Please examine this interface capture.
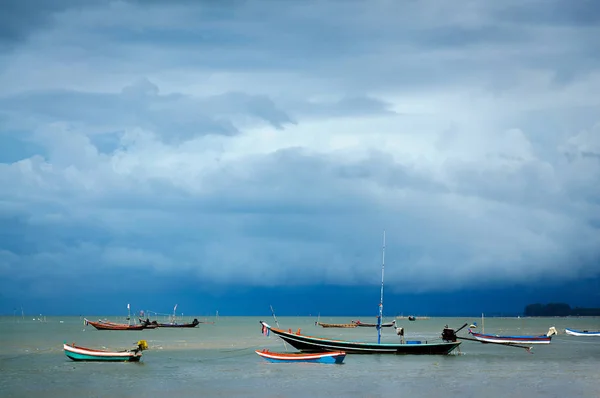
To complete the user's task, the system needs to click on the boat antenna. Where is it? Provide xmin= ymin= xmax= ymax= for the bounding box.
xmin=270 ymin=304 xmax=289 ymax=351
xmin=269 ymin=304 xmax=281 ymax=328
xmin=377 ymin=230 xmax=386 ymax=344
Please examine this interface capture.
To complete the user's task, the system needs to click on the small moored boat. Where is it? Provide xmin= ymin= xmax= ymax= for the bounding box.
xmin=565 ymin=328 xmax=600 ymax=337
xmin=85 ymin=319 xmax=147 ymax=331
xmin=467 ymin=327 xmax=557 ymax=345
xmin=352 ymin=319 xmax=396 ymax=328
xmin=64 ymin=340 xmax=148 ymax=362
xmin=255 ymin=349 xmax=346 ymax=364
xmin=316 ymin=322 xmax=357 ymax=328
xmin=140 ymin=318 xmax=201 ymax=328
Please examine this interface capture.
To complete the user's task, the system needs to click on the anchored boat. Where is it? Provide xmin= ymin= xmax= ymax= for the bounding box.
xmin=258 ymin=231 xmax=461 ymax=356
xmin=316 ymin=322 xmax=357 ymax=328
xmin=467 ymin=327 xmax=557 ymax=345
xmin=351 ymin=320 xmax=396 ymax=328
xmin=255 ymin=349 xmax=346 ymax=364
xmin=565 ymin=328 xmax=600 ymax=337
xmin=84 ymin=319 xmax=147 ymax=331
xmin=64 ymin=340 xmax=148 ymax=362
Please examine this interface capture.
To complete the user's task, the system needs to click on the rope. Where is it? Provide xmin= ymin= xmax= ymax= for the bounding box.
xmin=193 ymin=343 xmax=265 ymax=363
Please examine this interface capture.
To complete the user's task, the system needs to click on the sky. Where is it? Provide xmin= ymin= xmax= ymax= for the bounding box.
xmin=1 ymin=0 xmax=599 ymax=317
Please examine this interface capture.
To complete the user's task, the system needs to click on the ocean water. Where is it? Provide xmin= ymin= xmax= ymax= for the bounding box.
xmin=1 ymin=315 xmax=599 ymax=397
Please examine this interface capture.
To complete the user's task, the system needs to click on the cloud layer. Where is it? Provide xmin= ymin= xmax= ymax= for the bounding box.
xmin=1 ymin=0 xmax=599 ymax=307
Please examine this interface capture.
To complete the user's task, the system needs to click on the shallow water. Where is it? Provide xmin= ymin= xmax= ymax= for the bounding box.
xmin=1 ymin=316 xmax=599 ymax=397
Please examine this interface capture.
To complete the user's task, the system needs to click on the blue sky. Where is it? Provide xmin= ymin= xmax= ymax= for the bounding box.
xmin=1 ymin=0 xmax=599 ymax=316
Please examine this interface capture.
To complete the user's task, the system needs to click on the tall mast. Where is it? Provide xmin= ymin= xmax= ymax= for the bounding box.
xmin=377 ymin=230 xmax=386 ymax=344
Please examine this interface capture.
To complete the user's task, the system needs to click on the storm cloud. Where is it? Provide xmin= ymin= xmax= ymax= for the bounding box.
xmin=0 ymin=0 xmax=599 ymax=312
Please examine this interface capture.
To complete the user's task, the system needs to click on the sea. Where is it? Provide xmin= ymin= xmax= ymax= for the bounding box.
xmin=1 ymin=315 xmax=599 ymax=397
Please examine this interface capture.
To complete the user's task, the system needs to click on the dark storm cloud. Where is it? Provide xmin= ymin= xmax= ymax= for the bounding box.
xmin=0 ymin=0 xmax=599 ymax=313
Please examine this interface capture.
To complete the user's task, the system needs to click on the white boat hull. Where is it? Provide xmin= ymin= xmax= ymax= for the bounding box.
xmin=565 ymin=328 xmax=600 ymax=337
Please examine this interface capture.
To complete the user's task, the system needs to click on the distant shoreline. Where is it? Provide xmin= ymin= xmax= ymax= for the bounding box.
xmin=524 ymin=303 xmax=600 ymax=317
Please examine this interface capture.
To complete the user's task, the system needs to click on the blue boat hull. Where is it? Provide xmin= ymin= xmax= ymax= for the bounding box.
xmin=65 ymin=351 xmax=141 ymax=362
xmin=255 ymin=349 xmax=346 ymax=364
xmin=260 ymin=356 xmax=344 ymax=364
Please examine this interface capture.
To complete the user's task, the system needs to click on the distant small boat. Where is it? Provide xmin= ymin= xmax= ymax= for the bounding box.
xmin=316 ymin=322 xmax=357 ymax=328
xmin=408 ymin=316 xmax=416 ymax=322
xmin=140 ymin=318 xmax=200 ymax=328
xmin=255 ymin=349 xmax=346 ymax=364
xmin=468 ymin=327 xmax=557 ymax=345
xmin=64 ymin=340 xmax=148 ymax=362
xmin=352 ymin=320 xmax=396 ymax=328
xmin=85 ymin=319 xmax=146 ymax=331
xmin=565 ymin=328 xmax=600 ymax=337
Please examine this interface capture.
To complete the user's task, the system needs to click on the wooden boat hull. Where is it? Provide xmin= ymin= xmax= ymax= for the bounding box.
xmin=565 ymin=328 xmax=600 ymax=336
xmin=317 ymin=322 xmax=357 ymax=328
xmin=468 ymin=329 xmax=552 ymax=344
xmin=352 ymin=320 xmax=396 ymax=328
xmin=261 ymin=322 xmax=460 ymax=355
xmin=64 ymin=344 xmax=142 ymax=362
xmin=85 ymin=319 xmax=146 ymax=331
xmin=140 ymin=318 xmax=200 ymax=328
xmin=255 ymin=350 xmax=346 ymax=364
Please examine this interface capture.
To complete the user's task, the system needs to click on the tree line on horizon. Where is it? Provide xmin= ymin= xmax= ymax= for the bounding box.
xmin=524 ymin=303 xmax=600 ymax=317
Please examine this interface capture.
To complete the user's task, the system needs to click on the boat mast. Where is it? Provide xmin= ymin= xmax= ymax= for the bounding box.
xmin=377 ymin=230 xmax=386 ymax=344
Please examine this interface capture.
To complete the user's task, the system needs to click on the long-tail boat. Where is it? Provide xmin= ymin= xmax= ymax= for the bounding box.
xmin=351 ymin=320 xmax=396 ymax=328
xmin=316 ymin=322 xmax=357 ymax=328
xmin=255 ymin=349 xmax=346 ymax=364
xmin=467 ymin=327 xmax=557 ymax=345
xmin=565 ymin=328 xmax=600 ymax=337
xmin=260 ymin=232 xmax=461 ymax=355
xmin=140 ymin=318 xmax=201 ymax=328
xmin=84 ymin=319 xmax=147 ymax=331
xmin=63 ymin=340 xmax=148 ymax=362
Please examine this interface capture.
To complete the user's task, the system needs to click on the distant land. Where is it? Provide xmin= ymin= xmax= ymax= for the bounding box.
xmin=524 ymin=303 xmax=600 ymax=317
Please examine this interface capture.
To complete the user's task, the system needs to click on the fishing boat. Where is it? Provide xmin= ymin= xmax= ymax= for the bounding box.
xmin=140 ymin=318 xmax=201 ymax=328
xmin=155 ymin=319 xmax=201 ymax=328
xmin=85 ymin=303 xmax=150 ymax=330
xmin=565 ymin=328 xmax=600 ymax=336
xmin=255 ymin=349 xmax=346 ymax=364
xmin=316 ymin=322 xmax=357 ymax=328
xmin=84 ymin=319 xmax=147 ymax=331
xmin=141 ymin=304 xmax=207 ymax=328
xmin=259 ymin=232 xmax=461 ymax=355
xmin=63 ymin=340 xmax=148 ymax=362
xmin=467 ymin=327 xmax=557 ymax=345
xmin=352 ymin=319 xmax=396 ymax=328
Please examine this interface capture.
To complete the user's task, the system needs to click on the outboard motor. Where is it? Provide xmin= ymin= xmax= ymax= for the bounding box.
xmin=441 ymin=325 xmax=457 ymax=342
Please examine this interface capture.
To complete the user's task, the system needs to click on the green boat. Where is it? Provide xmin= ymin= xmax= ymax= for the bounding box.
xmin=63 ymin=340 xmax=148 ymax=362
